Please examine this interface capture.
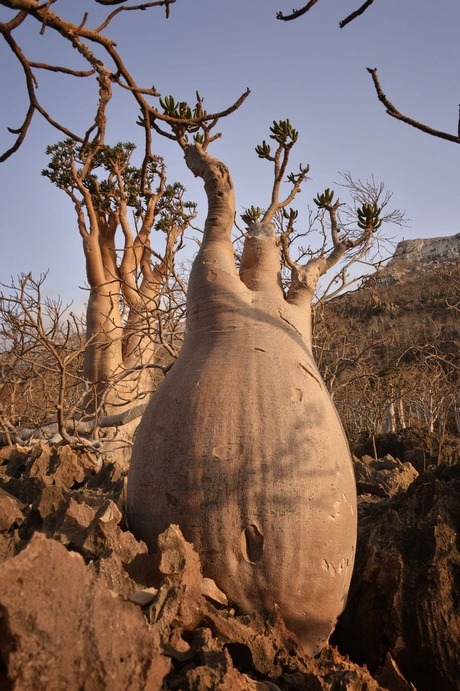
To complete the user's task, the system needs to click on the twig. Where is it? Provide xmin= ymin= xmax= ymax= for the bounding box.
xmin=340 ymin=0 xmax=375 ymax=29
xmin=276 ymin=0 xmax=320 ymax=22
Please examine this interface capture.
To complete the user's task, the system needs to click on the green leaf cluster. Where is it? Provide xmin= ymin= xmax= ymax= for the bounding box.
xmin=255 ymin=140 xmax=272 ymax=159
xmin=269 ymin=119 xmax=298 ymax=145
xmin=357 ymin=202 xmax=382 ymax=231
xmin=241 ymin=206 xmax=264 ymax=225
xmin=282 ymin=208 xmax=298 ymax=221
xmin=42 ymin=140 xmax=164 ymax=214
xmin=159 ymin=91 xmax=207 ymax=142
xmin=313 ymin=188 xmax=335 ymax=208
xmin=154 ymin=182 xmax=196 ymax=232
xmin=255 ymin=119 xmax=300 ymax=158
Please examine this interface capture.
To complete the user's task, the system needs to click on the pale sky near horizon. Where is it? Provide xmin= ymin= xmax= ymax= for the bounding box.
xmin=1 ymin=0 xmax=459 ymax=306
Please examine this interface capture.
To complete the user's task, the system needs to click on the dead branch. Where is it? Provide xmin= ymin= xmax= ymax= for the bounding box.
xmin=276 ymin=0 xmax=375 ymax=25
xmin=339 ymin=0 xmax=376 ymax=28
xmin=367 ymin=68 xmax=460 ymax=144
xmin=276 ymin=0 xmax=320 ymax=22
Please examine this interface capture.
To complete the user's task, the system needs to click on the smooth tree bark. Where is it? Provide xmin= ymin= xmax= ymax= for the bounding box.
xmin=127 ymin=120 xmax=381 ymax=653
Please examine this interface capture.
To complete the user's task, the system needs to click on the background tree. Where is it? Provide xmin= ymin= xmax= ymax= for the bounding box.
xmin=0 ymin=273 xmax=86 ymax=444
xmin=0 ymin=0 xmax=247 ymax=428
xmin=42 ymin=139 xmax=194 ymax=414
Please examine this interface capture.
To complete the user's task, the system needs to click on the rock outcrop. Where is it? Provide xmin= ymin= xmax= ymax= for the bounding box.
xmin=353 ymin=454 xmax=418 ymax=498
xmin=334 ymin=462 xmax=460 ymax=691
xmin=375 ymin=233 xmax=460 ymax=286
xmin=1 ymin=442 xmax=459 ymax=689
xmin=0 ymin=533 xmax=168 ymax=691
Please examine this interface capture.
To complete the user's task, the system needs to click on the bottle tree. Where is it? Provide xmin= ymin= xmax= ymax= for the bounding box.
xmin=128 ymin=103 xmax=383 ymax=654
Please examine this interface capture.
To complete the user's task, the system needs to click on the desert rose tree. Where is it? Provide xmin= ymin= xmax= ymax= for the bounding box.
xmin=128 ymin=111 xmax=384 ymax=654
xmin=43 ymin=140 xmax=195 ymax=415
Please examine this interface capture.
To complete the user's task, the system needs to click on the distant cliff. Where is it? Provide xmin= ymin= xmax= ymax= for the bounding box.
xmin=323 ymin=229 xmax=460 ymax=373
xmin=376 ymin=233 xmax=460 ymax=285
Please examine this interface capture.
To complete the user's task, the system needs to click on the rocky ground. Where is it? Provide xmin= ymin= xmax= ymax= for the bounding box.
xmin=0 ymin=441 xmax=459 ymax=690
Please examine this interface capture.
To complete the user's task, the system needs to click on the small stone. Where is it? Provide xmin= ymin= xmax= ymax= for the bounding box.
xmin=97 ymin=499 xmax=122 ymax=524
xmin=129 ymin=587 xmax=158 ymax=606
xmin=201 ymin=576 xmax=228 ymax=606
xmin=0 ymin=487 xmax=25 ymax=532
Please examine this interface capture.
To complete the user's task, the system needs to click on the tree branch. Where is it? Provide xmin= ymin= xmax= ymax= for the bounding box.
xmin=95 ymin=0 xmax=176 ymax=32
xmin=276 ymin=0 xmax=320 ymax=22
xmin=340 ymin=0 xmax=376 ymax=29
xmin=368 ymin=67 xmax=460 ymax=144
xmin=276 ymin=0 xmax=376 ymax=26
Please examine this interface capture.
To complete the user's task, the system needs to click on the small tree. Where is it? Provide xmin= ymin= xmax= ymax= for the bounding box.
xmin=0 ymin=273 xmax=86 ymax=443
xmin=42 ymin=140 xmax=195 ymax=413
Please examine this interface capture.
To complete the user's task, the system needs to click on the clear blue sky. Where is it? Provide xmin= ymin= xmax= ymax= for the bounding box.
xmin=1 ymin=0 xmax=459 ymax=305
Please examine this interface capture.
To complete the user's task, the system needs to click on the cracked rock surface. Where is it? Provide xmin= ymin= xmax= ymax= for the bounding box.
xmin=1 ymin=443 xmax=458 ymax=689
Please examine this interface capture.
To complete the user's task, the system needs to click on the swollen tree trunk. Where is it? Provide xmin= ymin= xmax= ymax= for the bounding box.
xmin=127 ymin=145 xmax=357 ymax=655
xmin=43 ymin=141 xmax=189 ymax=418
xmin=83 ymin=284 xmax=123 ymax=392
xmin=81 ymin=212 xmax=125 ymax=408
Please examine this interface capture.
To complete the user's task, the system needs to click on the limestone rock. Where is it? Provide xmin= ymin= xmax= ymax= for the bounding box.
xmin=0 ymin=532 xmax=170 ymax=690
xmin=83 ymin=499 xmax=157 ymax=597
xmin=353 ymin=454 xmax=418 ymax=497
xmin=335 ymin=463 xmax=460 ymax=691
xmin=0 ymin=487 xmax=25 ymax=532
xmin=375 ymin=233 xmax=460 ymax=287
xmin=27 ymin=442 xmax=98 ymax=488
xmin=147 ymin=524 xmax=205 ymax=640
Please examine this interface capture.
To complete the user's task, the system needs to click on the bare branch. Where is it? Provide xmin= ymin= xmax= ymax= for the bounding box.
xmin=367 ymin=67 xmax=460 ymax=144
xmin=95 ymin=0 xmax=176 ymax=32
xmin=340 ymin=0 xmax=376 ymax=29
xmin=276 ymin=0 xmax=320 ymax=22
xmin=276 ymin=0 xmax=375 ymax=25
xmin=0 ymin=104 xmax=34 ymax=162
xmin=29 ymin=61 xmax=94 ymax=77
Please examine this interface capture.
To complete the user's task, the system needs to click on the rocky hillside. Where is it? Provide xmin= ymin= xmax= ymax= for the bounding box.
xmin=325 ymin=232 xmax=460 ymax=356
xmin=316 ymin=233 xmax=460 ymax=460
xmin=375 ymin=233 xmax=460 ymax=286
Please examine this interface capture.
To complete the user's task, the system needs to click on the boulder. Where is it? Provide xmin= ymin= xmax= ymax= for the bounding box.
xmin=27 ymin=442 xmax=99 ymax=488
xmin=334 ymin=463 xmax=460 ymax=691
xmin=0 ymin=532 xmax=170 ymax=690
xmin=353 ymin=454 xmax=418 ymax=497
xmin=0 ymin=487 xmax=25 ymax=532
